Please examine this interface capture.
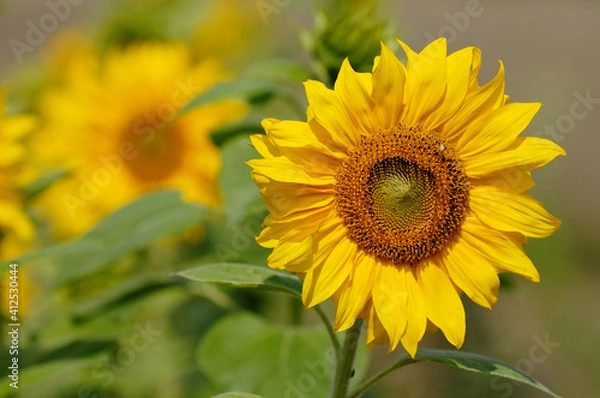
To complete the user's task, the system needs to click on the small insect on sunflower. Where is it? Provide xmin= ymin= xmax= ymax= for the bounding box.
xmin=248 ymin=38 xmax=565 ymax=357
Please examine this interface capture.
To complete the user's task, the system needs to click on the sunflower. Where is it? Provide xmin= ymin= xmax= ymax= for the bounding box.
xmin=32 ymin=42 xmax=245 ymax=238
xmin=0 ymin=92 xmax=35 ymax=259
xmin=248 ymin=38 xmax=565 ymax=356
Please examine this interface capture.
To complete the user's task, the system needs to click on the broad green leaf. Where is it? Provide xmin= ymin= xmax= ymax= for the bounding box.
xmin=179 ymin=263 xmax=301 ymax=298
xmin=242 ymin=59 xmax=313 ymax=83
xmin=0 ymin=357 xmax=98 ymax=397
xmin=179 ymin=80 xmax=282 ymax=116
xmin=349 ymin=347 xmax=561 ymax=398
xmin=1 ymin=190 xmax=207 ymax=284
xmin=198 ymin=312 xmax=369 ymax=398
xmin=213 ymin=393 xmax=263 ymax=398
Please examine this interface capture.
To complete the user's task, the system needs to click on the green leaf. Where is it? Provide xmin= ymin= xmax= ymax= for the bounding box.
xmin=20 ymin=169 xmax=68 ymax=199
xmin=179 ymin=80 xmax=282 ymax=116
xmin=197 ymin=312 xmax=369 ymax=398
xmin=349 ymin=347 xmax=561 ymax=398
xmin=178 ymin=263 xmax=302 ymax=298
xmin=242 ymin=59 xmax=313 ymax=83
xmin=219 ymin=136 xmax=262 ymax=226
xmin=0 ymin=357 xmax=98 ymax=397
xmin=1 ymin=190 xmax=207 ymax=284
xmin=213 ymin=393 xmax=263 ymax=398
xmin=210 ymin=113 xmax=265 ymax=146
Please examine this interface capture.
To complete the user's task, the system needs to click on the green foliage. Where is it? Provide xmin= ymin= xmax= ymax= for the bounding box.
xmin=20 ymin=169 xmax=68 ymax=200
xmin=179 ymin=263 xmax=302 ymax=297
xmin=241 ymin=59 xmax=313 ymax=84
xmin=197 ymin=312 xmax=369 ymax=398
xmin=301 ymin=1 xmax=392 ymax=84
xmin=349 ymin=347 xmax=562 ymax=398
xmin=1 ymin=190 xmax=207 ymax=284
xmin=179 ymin=80 xmax=283 ymax=116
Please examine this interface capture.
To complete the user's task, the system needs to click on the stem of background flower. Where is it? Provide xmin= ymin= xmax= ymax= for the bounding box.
xmin=346 ymin=353 xmax=416 ymax=398
xmin=331 ymin=319 xmax=363 ymax=398
xmin=314 ymin=305 xmax=341 ymax=355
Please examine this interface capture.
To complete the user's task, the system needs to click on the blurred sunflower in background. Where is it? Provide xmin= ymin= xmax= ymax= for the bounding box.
xmin=0 ymin=91 xmax=37 ymax=318
xmin=249 ymin=38 xmax=565 ymax=356
xmin=31 ymin=42 xmax=246 ymax=239
xmin=0 ymin=92 xmax=35 ymax=259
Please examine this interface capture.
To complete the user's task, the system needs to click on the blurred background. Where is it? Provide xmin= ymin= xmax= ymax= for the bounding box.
xmin=0 ymin=0 xmax=598 ymax=397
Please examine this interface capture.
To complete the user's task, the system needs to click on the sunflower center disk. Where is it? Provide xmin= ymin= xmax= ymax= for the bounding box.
xmin=334 ymin=124 xmax=469 ymax=266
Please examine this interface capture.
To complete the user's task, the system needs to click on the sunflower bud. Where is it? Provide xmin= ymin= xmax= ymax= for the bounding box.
xmin=301 ymin=0 xmax=392 ymax=84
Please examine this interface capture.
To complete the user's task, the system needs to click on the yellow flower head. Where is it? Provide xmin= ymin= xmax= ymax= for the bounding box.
xmin=249 ymin=38 xmax=565 ymax=357
xmin=0 ymin=93 xmax=35 ymax=259
xmin=33 ymin=42 xmax=245 ymax=239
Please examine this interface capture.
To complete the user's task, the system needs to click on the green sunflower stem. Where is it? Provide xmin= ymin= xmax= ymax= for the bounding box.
xmin=347 ymin=354 xmax=415 ymax=398
xmin=331 ymin=319 xmax=363 ymax=398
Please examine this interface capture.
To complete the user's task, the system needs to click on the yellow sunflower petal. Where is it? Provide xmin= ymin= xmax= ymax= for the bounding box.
xmin=257 ymin=206 xmax=333 ymax=248
xmin=461 ymin=214 xmax=540 ymax=282
xmin=465 ymin=136 xmax=566 ymax=178
xmin=418 ymin=261 xmax=466 ymax=349
xmin=304 ymin=80 xmax=360 ymax=147
xmin=333 ymin=251 xmax=377 ymax=332
xmin=264 ymin=118 xmax=345 ymax=160
xmin=371 ymin=42 xmax=407 ymax=129
xmin=472 ymin=171 xmax=535 ymax=194
xmin=248 ymin=157 xmax=336 ymax=186
xmin=267 ymin=233 xmax=314 ymax=272
xmin=470 ymin=185 xmax=561 ymax=238
xmin=302 ymin=220 xmax=354 ymax=307
xmin=335 ymin=59 xmax=377 ymax=135
xmin=364 ymin=302 xmax=389 ymax=348
xmin=458 ymin=102 xmax=542 ymax=158
xmin=372 ymin=263 xmax=409 ymax=351
xmin=426 ymin=46 xmax=476 ymax=129
xmin=398 ymin=38 xmax=447 ymax=126
xmin=443 ymin=61 xmax=505 ymax=142
xmin=442 ymin=236 xmax=500 ymax=309
xmin=400 ymin=269 xmax=427 ymax=357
